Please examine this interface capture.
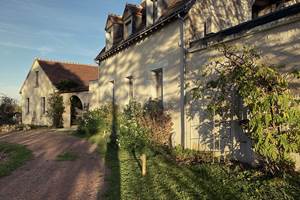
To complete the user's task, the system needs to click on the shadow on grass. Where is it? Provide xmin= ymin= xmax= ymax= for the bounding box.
xmin=102 ymin=98 xmax=121 ymax=200
xmin=102 ymin=140 xmax=120 ymax=200
xmin=74 ymin=101 xmax=300 ymax=200
xmin=104 ymin=144 xmax=300 ymax=200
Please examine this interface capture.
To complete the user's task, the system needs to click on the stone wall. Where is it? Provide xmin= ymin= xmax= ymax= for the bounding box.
xmin=20 ymin=60 xmax=56 ymax=127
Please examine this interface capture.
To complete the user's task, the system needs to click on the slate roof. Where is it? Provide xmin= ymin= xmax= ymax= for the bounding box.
xmin=123 ymin=3 xmax=143 ymax=17
xmin=106 ymin=14 xmax=123 ymax=31
xmin=38 ymin=60 xmax=98 ymax=92
xmin=107 ymin=15 xmax=123 ymax=24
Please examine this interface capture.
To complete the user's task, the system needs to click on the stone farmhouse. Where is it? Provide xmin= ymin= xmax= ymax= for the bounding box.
xmin=20 ymin=59 xmax=98 ymax=127
xmin=21 ymin=0 xmax=300 ymax=166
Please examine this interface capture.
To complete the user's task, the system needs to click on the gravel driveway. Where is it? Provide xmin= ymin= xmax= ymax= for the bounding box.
xmin=0 ymin=129 xmax=106 ymax=200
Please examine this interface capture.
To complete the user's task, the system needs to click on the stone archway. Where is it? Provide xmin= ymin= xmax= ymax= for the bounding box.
xmin=70 ymin=95 xmax=83 ymax=126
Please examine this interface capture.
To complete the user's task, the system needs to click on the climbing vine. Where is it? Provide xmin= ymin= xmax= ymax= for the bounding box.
xmin=189 ymin=45 xmax=300 ymax=174
xmin=47 ymin=93 xmax=65 ymax=128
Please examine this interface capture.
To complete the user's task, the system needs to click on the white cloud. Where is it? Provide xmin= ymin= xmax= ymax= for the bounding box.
xmin=0 ymin=41 xmax=37 ymax=51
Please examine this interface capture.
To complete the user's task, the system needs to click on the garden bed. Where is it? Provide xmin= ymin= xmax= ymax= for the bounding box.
xmin=0 ymin=124 xmax=31 ymax=133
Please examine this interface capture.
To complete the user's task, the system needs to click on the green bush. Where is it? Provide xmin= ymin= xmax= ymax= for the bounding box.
xmin=189 ymin=45 xmax=300 ymax=174
xmin=143 ymin=98 xmax=163 ymax=119
xmin=77 ymin=104 xmax=113 ymax=136
xmin=118 ymin=100 xmax=150 ymax=153
xmin=0 ymin=95 xmax=20 ymax=125
xmin=118 ymin=99 xmax=174 ymax=153
xmin=171 ymin=145 xmax=214 ymax=165
xmin=47 ymin=93 xmax=65 ymax=128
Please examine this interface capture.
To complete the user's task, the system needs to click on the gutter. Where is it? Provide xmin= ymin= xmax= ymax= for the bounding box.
xmin=178 ymin=14 xmax=187 ymax=149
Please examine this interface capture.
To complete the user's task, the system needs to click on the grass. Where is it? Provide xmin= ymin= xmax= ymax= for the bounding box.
xmin=56 ymin=151 xmax=78 ymax=161
xmin=75 ymin=132 xmax=300 ymax=200
xmin=0 ymin=142 xmax=32 ymax=177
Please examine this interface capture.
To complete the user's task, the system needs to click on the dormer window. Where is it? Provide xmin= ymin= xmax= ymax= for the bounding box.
xmin=106 ymin=27 xmax=113 ymax=50
xmin=146 ymin=0 xmax=164 ymax=26
xmin=252 ymin=0 xmax=292 ymax=19
xmin=124 ymin=18 xmax=133 ymax=39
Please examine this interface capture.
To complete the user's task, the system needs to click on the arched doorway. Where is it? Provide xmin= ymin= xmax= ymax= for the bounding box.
xmin=70 ymin=96 xmax=83 ymax=126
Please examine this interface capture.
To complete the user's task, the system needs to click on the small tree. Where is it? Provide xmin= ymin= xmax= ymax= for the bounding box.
xmin=0 ymin=95 xmax=19 ymax=125
xmin=118 ymin=99 xmax=174 ymax=176
xmin=189 ymin=45 xmax=300 ymax=174
xmin=118 ymin=100 xmax=150 ymax=176
xmin=118 ymin=100 xmax=149 ymax=154
xmin=47 ymin=93 xmax=65 ymax=128
xmin=77 ymin=104 xmax=114 ymax=136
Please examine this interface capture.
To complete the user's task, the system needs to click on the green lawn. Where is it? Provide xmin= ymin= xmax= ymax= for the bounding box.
xmin=0 ymin=142 xmax=32 ymax=177
xmin=76 ymin=132 xmax=300 ymax=200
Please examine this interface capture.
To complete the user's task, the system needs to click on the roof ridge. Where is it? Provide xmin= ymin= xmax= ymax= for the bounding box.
xmin=36 ymin=58 xmax=97 ymax=67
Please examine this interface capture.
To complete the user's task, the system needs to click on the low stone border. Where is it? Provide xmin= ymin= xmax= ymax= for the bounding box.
xmin=0 ymin=125 xmax=31 ymax=133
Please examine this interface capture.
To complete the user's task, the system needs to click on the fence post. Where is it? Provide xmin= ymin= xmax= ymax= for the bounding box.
xmin=141 ymin=154 xmax=147 ymax=176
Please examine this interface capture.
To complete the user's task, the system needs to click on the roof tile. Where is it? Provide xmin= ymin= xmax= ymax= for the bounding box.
xmin=38 ymin=60 xmax=98 ymax=92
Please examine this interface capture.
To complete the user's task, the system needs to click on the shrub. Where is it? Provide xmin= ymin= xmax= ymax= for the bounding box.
xmin=171 ymin=146 xmax=214 ymax=165
xmin=189 ymin=45 xmax=300 ymax=174
xmin=77 ymin=104 xmax=114 ymax=136
xmin=142 ymin=98 xmax=173 ymax=146
xmin=118 ymin=99 xmax=174 ymax=152
xmin=0 ymin=95 xmax=20 ymax=125
xmin=118 ymin=100 xmax=150 ymax=153
xmin=47 ymin=93 xmax=65 ymax=128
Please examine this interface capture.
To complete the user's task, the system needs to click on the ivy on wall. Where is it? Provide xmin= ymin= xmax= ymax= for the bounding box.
xmin=56 ymin=80 xmax=79 ymax=91
xmin=47 ymin=93 xmax=65 ymax=128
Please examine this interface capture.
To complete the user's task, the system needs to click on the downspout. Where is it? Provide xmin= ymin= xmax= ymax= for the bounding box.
xmin=178 ymin=14 xmax=186 ymax=149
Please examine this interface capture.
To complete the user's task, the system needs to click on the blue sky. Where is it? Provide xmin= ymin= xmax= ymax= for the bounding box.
xmin=0 ymin=0 xmax=140 ymax=100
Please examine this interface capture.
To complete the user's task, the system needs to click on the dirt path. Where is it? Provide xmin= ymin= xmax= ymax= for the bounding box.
xmin=0 ymin=129 xmax=106 ymax=200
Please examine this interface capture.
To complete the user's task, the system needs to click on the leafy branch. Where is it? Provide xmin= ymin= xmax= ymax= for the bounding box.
xmin=188 ymin=44 xmax=300 ymax=175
